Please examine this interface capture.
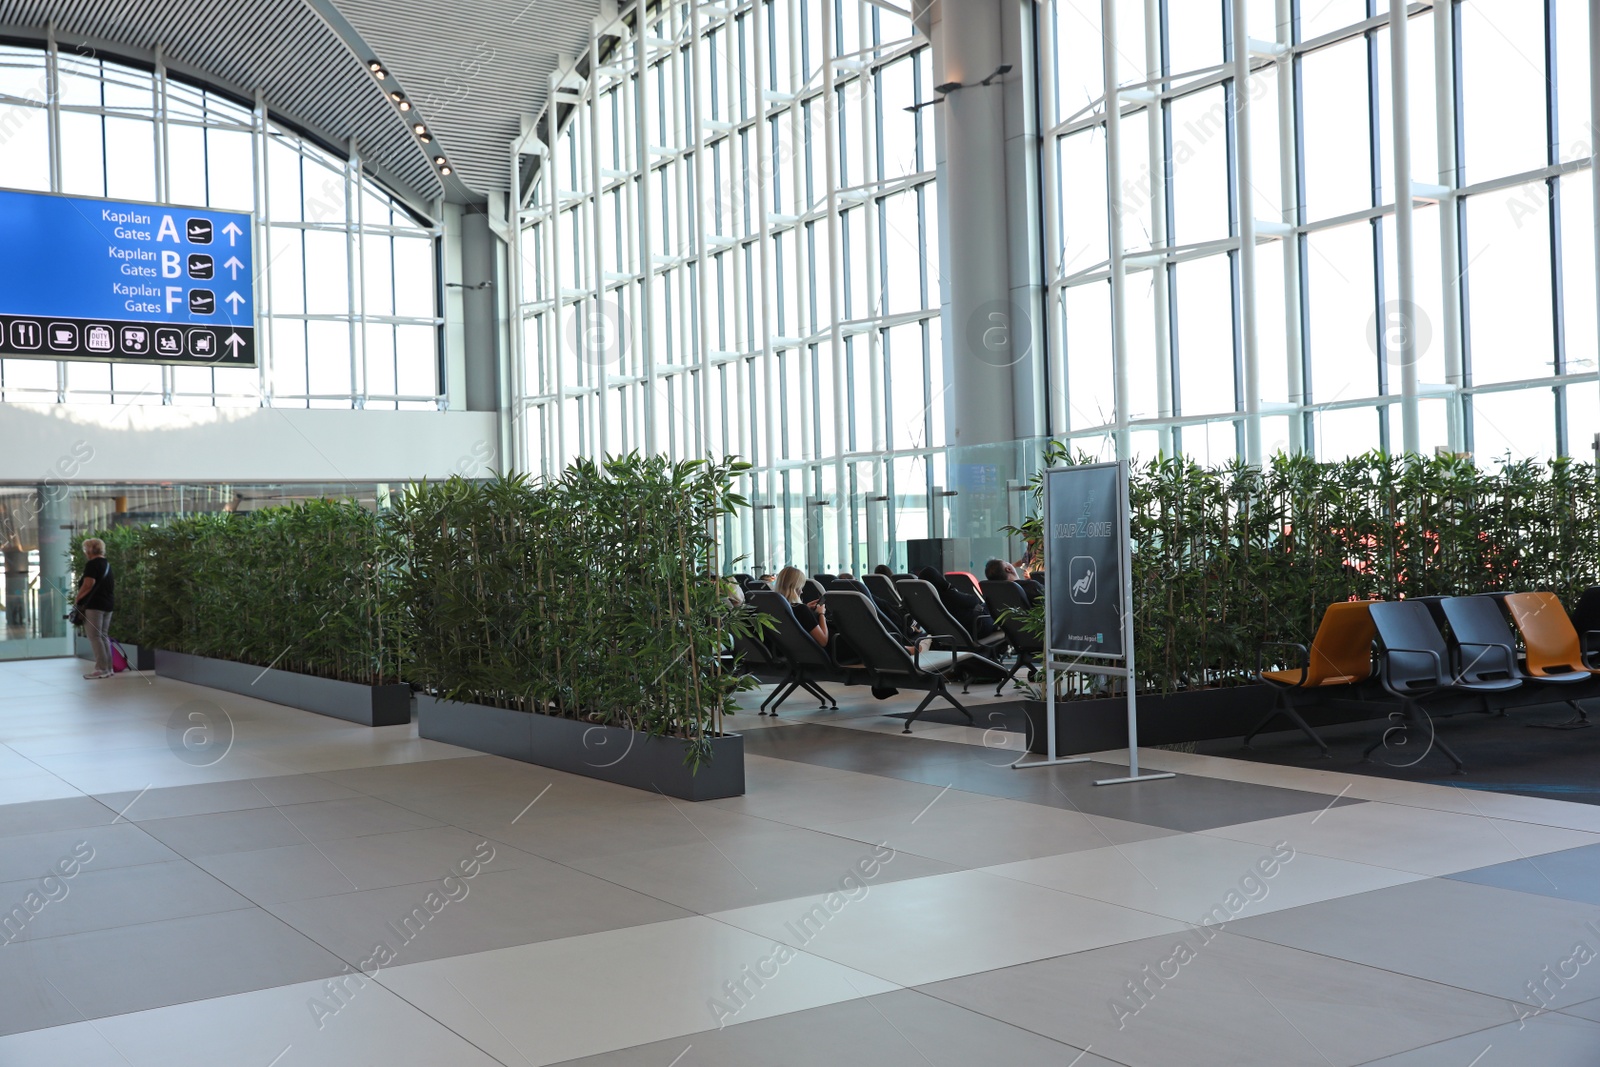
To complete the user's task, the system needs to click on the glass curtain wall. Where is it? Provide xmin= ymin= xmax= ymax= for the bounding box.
xmin=515 ymin=0 xmax=940 ymax=573
xmin=1041 ymin=0 xmax=1597 ymax=463
xmin=0 ymin=40 xmax=441 ymax=410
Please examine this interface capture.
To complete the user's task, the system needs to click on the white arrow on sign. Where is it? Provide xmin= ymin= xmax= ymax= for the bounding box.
xmin=221 ymin=221 xmax=244 ymax=246
xmin=224 ymin=333 xmax=246 ymax=357
xmin=223 ymin=256 xmax=244 ymax=280
xmin=223 ymin=291 xmax=245 ymax=313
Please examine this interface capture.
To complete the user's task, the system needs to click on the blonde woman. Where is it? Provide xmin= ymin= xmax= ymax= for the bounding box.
xmin=774 ymin=565 xmax=828 ymax=647
xmin=75 ymin=538 xmax=116 ymax=679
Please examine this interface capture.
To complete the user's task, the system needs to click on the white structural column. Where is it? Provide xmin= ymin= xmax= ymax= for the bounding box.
xmin=589 ymin=20 xmax=609 ymax=456
xmin=1275 ymin=0 xmax=1305 ymax=453
xmin=691 ymin=0 xmax=714 ymax=465
xmin=1389 ymin=2 xmax=1419 ymax=453
xmin=1145 ymin=0 xmax=1173 ymax=457
xmin=1101 ymin=0 xmax=1131 ymax=458
xmin=1592 ymin=0 xmax=1600 ymax=440
xmin=633 ymin=26 xmax=657 ymax=456
xmin=938 ymin=0 xmax=1021 ymax=449
xmin=1436 ymin=0 xmax=1464 ymax=451
xmin=546 ymin=97 xmax=567 ymax=470
xmin=1233 ymin=0 xmax=1262 ymax=463
xmin=822 ymin=0 xmax=848 ymax=568
xmin=751 ymin=0 xmax=776 ymax=562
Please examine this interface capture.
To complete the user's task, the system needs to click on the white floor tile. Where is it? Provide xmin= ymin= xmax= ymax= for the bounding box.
xmin=375 ymin=915 xmax=899 ymax=1065
xmin=1200 ymin=799 xmax=1600 ymax=876
xmin=709 ymin=868 xmax=1187 ymax=987
xmin=983 ymin=830 xmax=1424 ymax=924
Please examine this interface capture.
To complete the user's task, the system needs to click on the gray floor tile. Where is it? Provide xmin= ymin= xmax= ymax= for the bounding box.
xmin=492 ymin=800 xmax=795 ymax=864
xmin=265 ymin=858 xmax=690 ymax=967
xmin=742 ymin=724 xmax=1362 ymax=832
xmin=93 ymin=773 xmax=364 ymax=822
xmin=549 ymin=989 xmax=1115 ymax=1066
xmin=566 ymin=826 xmax=960 ymax=912
xmin=1446 ymin=842 xmax=1600 ymax=905
xmin=0 ymin=859 xmax=249 ymax=941
xmin=0 ymin=796 xmax=112 ymax=837
xmin=0 ymin=822 xmax=176 ymax=882
xmin=0 ymin=909 xmax=344 ymax=1035
xmin=1227 ymin=877 xmax=1600 ymax=1009
xmin=1357 ymin=1010 xmax=1600 ymax=1065
xmin=140 ymin=795 xmax=446 ymax=857
xmin=194 ymin=825 xmax=543 ymax=904
xmin=921 ymin=930 xmax=1518 ymax=1067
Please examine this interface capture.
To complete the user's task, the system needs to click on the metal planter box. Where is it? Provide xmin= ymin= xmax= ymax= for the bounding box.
xmin=154 ymin=650 xmax=412 ymax=727
xmin=416 ymin=694 xmax=744 ymax=801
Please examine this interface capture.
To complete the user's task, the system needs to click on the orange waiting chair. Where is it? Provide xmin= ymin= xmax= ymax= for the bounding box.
xmin=1503 ymin=592 xmax=1600 ymax=728
xmin=1247 ymin=601 xmax=1379 ymax=757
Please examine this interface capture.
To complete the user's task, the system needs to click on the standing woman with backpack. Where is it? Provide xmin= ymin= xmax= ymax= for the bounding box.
xmin=75 ymin=538 xmax=116 ymax=679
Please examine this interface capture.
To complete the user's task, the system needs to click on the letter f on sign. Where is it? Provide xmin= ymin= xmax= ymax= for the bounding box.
xmin=166 ymin=286 xmax=184 ymax=313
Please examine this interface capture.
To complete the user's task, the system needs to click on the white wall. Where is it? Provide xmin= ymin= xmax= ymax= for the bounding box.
xmin=0 ymin=402 xmax=500 ymax=484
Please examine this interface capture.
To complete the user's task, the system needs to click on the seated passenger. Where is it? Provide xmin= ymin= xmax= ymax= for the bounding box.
xmin=775 ymin=565 xmax=828 ymax=647
xmin=916 ymin=566 xmax=999 ymax=640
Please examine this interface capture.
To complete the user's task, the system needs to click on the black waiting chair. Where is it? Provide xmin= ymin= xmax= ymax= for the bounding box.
xmin=946 ymin=572 xmax=981 ymax=598
xmin=826 ymin=590 xmax=1003 ymax=732
xmin=1440 ymin=594 xmax=1590 ymax=729
xmin=749 ymin=591 xmax=849 ymax=715
xmin=1571 ymin=587 xmax=1600 ymax=662
xmin=726 ymin=609 xmax=787 ymax=684
xmin=895 ymin=578 xmax=1013 ymax=693
xmin=1366 ymin=600 xmax=1520 ymax=771
xmin=980 ymin=579 xmax=1042 ymax=686
xmin=863 ymin=572 xmax=901 ymax=604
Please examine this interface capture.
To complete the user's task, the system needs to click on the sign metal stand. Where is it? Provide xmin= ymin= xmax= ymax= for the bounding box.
xmin=1012 ymin=460 xmax=1174 ymax=786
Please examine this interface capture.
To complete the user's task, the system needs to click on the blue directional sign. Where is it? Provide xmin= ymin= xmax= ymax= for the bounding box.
xmin=0 ymin=189 xmax=256 ymax=367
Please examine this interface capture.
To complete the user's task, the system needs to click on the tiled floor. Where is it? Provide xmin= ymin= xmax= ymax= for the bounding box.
xmin=2 ymin=656 xmax=1599 ymax=1065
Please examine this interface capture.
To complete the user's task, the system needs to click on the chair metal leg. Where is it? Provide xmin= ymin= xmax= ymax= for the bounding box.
xmin=764 ymin=681 xmax=801 ymax=715
xmin=1243 ymin=693 xmax=1330 ymax=757
xmin=1527 ymin=699 xmax=1591 ymax=730
xmin=799 ymin=681 xmax=836 ymax=709
xmin=1362 ymin=700 xmax=1463 ymax=773
xmin=902 ymin=688 xmax=940 ymax=733
xmin=759 ymin=674 xmax=794 ymax=713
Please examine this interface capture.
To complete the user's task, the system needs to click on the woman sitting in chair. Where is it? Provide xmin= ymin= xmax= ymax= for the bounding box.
xmin=774 ymin=566 xmax=829 ymax=647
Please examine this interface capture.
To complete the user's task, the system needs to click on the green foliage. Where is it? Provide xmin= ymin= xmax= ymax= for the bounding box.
xmin=1012 ymin=445 xmax=1600 ymax=695
xmin=87 ymin=500 xmax=400 ymax=685
xmin=384 ymin=454 xmax=759 ymax=768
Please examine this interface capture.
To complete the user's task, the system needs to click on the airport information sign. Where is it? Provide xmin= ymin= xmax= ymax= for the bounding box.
xmin=0 ymin=188 xmax=256 ymax=367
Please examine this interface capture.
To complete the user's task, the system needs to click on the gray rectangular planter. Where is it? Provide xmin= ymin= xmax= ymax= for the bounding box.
xmin=75 ymin=636 xmax=156 ymax=671
xmin=416 ymin=694 xmax=744 ymax=801
xmin=154 ymin=650 xmax=411 ymax=727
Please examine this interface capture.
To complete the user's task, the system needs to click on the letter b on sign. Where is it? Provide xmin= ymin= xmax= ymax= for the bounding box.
xmin=162 ymin=250 xmax=181 ymax=278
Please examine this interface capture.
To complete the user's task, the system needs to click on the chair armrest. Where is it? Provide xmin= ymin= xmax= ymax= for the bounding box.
xmin=1455 ymin=640 xmax=1517 ymax=676
xmin=1584 ymin=630 xmax=1600 ymax=669
xmin=1257 ymin=641 xmax=1309 ymax=686
xmin=1379 ymin=645 xmax=1448 ymax=691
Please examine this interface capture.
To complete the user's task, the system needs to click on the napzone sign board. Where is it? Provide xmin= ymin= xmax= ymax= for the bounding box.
xmin=0 ymin=189 xmax=256 ymax=367
xmin=1044 ymin=462 xmax=1126 ymax=659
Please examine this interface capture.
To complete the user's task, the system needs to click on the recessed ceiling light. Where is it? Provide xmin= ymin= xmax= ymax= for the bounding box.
xmin=368 ymin=61 xmax=386 ymax=79
xmin=397 ymin=100 xmax=411 ymax=112
xmin=413 ymin=123 xmax=426 ymax=135
xmin=440 ymin=166 xmax=452 ymax=175
xmin=434 ymin=156 xmax=446 ymax=165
